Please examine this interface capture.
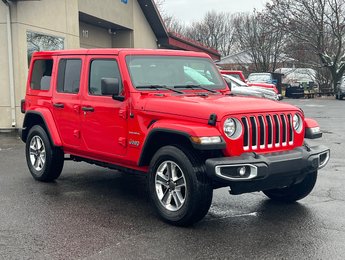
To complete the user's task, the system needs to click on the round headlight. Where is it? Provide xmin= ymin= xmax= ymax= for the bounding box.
xmin=293 ymin=114 xmax=303 ymax=133
xmin=223 ymin=118 xmax=242 ymax=139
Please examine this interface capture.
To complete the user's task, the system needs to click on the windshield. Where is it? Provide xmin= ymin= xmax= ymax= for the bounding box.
xmin=126 ymin=55 xmax=226 ymax=90
xmin=228 ymin=74 xmax=242 ymax=81
xmin=248 ymin=73 xmax=272 ymax=83
xmin=223 ymin=75 xmax=247 ymax=87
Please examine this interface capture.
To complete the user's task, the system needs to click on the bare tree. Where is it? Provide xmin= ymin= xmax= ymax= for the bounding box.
xmin=163 ymin=14 xmax=186 ymax=35
xmin=267 ymin=0 xmax=345 ymax=90
xmin=153 ymin=0 xmax=186 ymax=34
xmin=153 ymin=0 xmax=165 ymax=14
xmin=232 ymin=11 xmax=286 ymax=72
xmin=184 ymin=11 xmax=235 ymax=56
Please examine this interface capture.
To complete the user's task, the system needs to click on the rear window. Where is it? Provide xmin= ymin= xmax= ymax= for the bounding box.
xmin=30 ymin=59 xmax=53 ymax=90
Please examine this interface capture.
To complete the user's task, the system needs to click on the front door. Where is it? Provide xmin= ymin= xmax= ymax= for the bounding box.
xmin=80 ymin=57 xmax=128 ymax=160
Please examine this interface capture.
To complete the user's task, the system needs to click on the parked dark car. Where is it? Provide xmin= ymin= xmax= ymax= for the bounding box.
xmin=335 ymin=77 xmax=345 ymax=100
xmin=285 ymin=84 xmax=305 ymax=98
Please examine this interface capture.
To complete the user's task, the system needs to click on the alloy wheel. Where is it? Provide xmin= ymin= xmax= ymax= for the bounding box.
xmin=155 ymin=160 xmax=187 ymax=211
xmin=29 ymin=135 xmax=46 ymax=171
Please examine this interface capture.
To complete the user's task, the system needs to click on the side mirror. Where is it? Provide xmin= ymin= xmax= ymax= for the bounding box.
xmin=101 ymin=77 xmax=119 ymax=95
xmin=101 ymin=77 xmax=124 ymax=101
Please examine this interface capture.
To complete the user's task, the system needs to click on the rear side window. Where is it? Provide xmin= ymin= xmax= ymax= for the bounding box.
xmin=89 ymin=59 xmax=122 ymax=95
xmin=57 ymin=59 xmax=82 ymax=94
xmin=30 ymin=59 xmax=53 ymax=90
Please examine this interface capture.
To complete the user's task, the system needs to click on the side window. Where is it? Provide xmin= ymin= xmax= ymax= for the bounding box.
xmin=89 ymin=59 xmax=122 ymax=95
xmin=57 ymin=59 xmax=82 ymax=94
xmin=30 ymin=59 xmax=53 ymax=90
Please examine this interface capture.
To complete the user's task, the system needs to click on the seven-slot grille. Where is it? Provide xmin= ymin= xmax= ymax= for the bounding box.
xmin=241 ymin=113 xmax=294 ymax=151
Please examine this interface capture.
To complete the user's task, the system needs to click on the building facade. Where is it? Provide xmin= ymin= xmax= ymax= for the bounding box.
xmin=0 ymin=0 xmax=220 ymax=130
xmin=0 ymin=0 xmax=156 ymax=130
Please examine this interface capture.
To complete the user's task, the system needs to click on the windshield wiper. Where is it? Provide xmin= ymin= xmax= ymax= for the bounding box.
xmin=174 ymin=84 xmax=218 ymax=93
xmin=136 ymin=85 xmax=184 ymax=94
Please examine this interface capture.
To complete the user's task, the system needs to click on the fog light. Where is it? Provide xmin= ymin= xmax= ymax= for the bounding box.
xmin=238 ymin=166 xmax=247 ymax=176
xmin=215 ymin=164 xmax=259 ymax=181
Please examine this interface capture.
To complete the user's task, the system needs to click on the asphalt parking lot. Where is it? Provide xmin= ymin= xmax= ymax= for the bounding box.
xmin=0 ymin=97 xmax=344 ymax=260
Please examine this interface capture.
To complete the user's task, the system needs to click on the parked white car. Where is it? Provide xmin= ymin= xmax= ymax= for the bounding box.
xmin=223 ymin=74 xmax=280 ymax=101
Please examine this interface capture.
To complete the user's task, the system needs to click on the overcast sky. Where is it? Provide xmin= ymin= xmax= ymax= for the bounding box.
xmin=162 ymin=0 xmax=268 ymax=24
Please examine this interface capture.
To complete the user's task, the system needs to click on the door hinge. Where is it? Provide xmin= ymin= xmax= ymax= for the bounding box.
xmin=118 ymin=137 xmax=127 ymax=147
xmin=73 ymin=130 xmax=80 ymax=139
xmin=119 ymin=109 xmax=127 ymax=119
xmin=73 ymin=105 xmax=80 ymax=113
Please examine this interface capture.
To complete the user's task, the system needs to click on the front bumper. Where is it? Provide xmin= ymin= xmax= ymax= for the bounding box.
xmin=205 ymin=145 xmax=330 ymax=194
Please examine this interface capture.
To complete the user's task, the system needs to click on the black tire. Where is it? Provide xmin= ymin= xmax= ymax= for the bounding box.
xmin=148 ymin=145 xmax=213 ymax=226
xmin=25 ymin=125 xmax=64 ymax=182
xmin=263 ymin=171 xmax=317 ymax=203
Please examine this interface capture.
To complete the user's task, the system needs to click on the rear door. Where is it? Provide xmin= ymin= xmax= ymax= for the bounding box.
xmin=52 ymin=56 xmax=84 ymax=149
xmin=80 ymin=56 xmax=128 ymax=160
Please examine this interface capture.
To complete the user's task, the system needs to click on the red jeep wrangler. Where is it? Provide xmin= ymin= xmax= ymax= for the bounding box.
xmin=21 ymin=49 xmax=330 ymax=226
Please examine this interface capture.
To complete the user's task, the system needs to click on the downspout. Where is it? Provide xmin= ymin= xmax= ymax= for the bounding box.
xmin=2 ymin=0 xmax=16 ymax=128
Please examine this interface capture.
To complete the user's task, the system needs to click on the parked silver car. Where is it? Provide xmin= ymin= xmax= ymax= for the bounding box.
xmin=223 ymin=74 xmax=280 ymax=101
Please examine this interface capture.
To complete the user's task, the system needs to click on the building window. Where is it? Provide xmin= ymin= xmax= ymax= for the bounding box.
xmin=27 ymin=31 xmax=64 ymax=66
xmin=57 ymin=59 xmax=82 ymax=94
xmin=30 ymin=59 xmax=53 ymax=91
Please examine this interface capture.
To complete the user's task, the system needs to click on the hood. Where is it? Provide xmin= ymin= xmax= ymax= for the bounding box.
xmin=232 ymin=87 xmax=278 ymax=101
xmin=248 ymin=82 xmax=278 ymax=93
xmin=141 ymin=93 xmax=298 ymax=120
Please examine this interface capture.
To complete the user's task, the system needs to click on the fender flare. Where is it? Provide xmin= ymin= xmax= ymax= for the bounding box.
xmin=22 ymin=109 xmax=62 ymax=146
xmin=304 ymin=118 xmax=322 ymax=139
xmin=138 ymin=120 xmax=225 ymax=166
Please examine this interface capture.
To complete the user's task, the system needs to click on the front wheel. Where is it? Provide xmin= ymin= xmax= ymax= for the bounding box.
xmin=263 ymin=171 xmax=317 ymax=203
xmin=148 ymin=146 xmax=213 ymax=226
xmin=26 ymin=125 xmax=64 ymax=182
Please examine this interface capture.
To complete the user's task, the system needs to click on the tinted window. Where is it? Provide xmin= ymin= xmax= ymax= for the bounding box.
xmin=89 ymin=60 xmax=122 ymax=95
xmin=57 ymin=59 xmax=82 ymax=93
xmin=30 ymin=59 xmax=53 ymax=90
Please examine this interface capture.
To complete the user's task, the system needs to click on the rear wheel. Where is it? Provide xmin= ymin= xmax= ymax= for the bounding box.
xmin=26 ymin=125 xmax=64 ymax=182
xmin=148 ymin=146 xmax=213 ymax=226
xmin=263 ymin=171 xmax=317 ymax=203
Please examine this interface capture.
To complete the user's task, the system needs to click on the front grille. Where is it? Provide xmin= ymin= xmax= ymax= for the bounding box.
xmin=241 ymin=113 xmax=294 ymax=151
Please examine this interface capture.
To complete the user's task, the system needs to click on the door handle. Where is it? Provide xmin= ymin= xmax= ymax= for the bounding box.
xmin=82 ymin=106 xmax=94 ymax=112
xmin=53 ymin=103 xmax=64 ymax=108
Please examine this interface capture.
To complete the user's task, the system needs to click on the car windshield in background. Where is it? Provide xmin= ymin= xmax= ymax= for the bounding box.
xmin=223 ymin=75 xmax=247 ymax=87
xmin=126 ymin=55 xmax=226 ymax=90
xmin=248 ymin=73 xmax=272 ymax=83
xmin=229 ymin=74 xmax=242 ymax=81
